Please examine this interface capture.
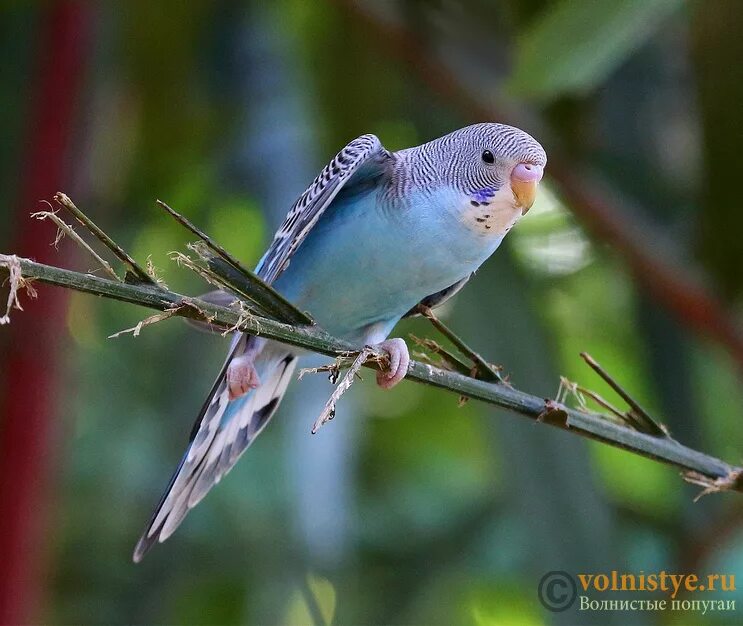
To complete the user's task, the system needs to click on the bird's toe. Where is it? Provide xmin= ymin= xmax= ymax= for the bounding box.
xmin=374 ymin=338 xmax=410 ymax=390
xmin=227 ymin=356 xmax=261 ymax=400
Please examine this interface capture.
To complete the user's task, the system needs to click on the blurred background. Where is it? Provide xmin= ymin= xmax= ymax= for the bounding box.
xmin=1 ymin=1 xmax=743 ymax=624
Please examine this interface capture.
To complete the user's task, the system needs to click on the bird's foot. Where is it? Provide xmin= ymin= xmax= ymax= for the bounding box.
xmin=373 ymin=338 xmax=410 ymax=390
xmin=227 ymin=354 xmax=261 ymax=400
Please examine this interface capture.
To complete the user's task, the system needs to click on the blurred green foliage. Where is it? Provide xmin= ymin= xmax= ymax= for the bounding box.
xmin=508 ymin=0 xmax=684 ymax=100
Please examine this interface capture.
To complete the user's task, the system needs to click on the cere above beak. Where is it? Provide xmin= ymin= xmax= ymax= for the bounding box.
xmin=510 ymin=162 xmax=544 ymax=215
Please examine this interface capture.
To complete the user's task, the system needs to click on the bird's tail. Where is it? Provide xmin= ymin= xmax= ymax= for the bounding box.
xmin=133 ymin=336 xmax=296 ymax=562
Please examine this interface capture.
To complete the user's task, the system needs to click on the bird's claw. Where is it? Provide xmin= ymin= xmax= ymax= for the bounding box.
xmin=227 ymin=354 xmax=261 ymax=400
xmin=374 ymin=338 xmax=410 ymax=390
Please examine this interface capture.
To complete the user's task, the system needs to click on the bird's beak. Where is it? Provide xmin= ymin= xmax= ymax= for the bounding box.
xmin=511 ymin=163 xmax=544 ymax=215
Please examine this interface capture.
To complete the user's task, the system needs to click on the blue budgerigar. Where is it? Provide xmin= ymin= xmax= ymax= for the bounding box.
xmin=133 ymin=123 xmax=546 ymax=561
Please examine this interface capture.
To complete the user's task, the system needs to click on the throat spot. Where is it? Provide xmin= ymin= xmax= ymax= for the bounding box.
xmin=461 ymin=190 xmax=521 ymax=236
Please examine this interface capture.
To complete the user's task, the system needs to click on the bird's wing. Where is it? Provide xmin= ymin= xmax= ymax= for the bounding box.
xmin=403 ymin=274 xmax=472 ymax=318
xmin=256 ymin=133 xmax=392 ymax=283
xmin=133 ymin=135 xmax=392 ymax=561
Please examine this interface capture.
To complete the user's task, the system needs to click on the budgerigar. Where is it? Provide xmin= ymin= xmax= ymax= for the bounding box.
xmin=133 ymin=123 xmax=546 ymax=561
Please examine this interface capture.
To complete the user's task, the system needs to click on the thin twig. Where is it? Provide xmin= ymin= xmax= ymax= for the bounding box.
xmin=309 ymin=346 xmax=375 ymax=434
xmin=0 ymin=254 xmax=37 ymax=324
xmin=170 ymin=250 xmax=228 ymax=293
xmin=580 ymin=352 xmax=668 ymax=437
xmin=576 ymin=386 xmax=636 ymax=427
xmin=416 ymin=304 xmax=504 ymax=383
xmin=171 ymin=249 xmax=259 ymax=314
xmin=557 ymin=376 xmax=643 ymax=430
xmin=156 ymin=199 xmax=248 ymax=278
xmin=109 ymin=298 xmax=212 ymax=338
xmin=409 ymin=334 xmax=473 ymax=377
xmin=6 ymin=196 xmax=739 ymax=494
xmin=683 ymin=469 xmax=743 ymax=502
xmin=157 ymin=199 xmax=312 ymax=325
xmin=203 ymin=252 xmax=313 ymax=325
xmin=145 ymin=256 xmax=168 ymax=289
xmin=299 ymin=352 xmax=355 ymax=383
xmin=409 ymin=334 xmax=475 ymax=406
xmin=189 ymin=242 xmax=311 ymax=324
xmin=32 ymin=206 xmax=121 ymax=281
xmin=54 ymin=192 xmax=155 ymax=285
xmin=108 ymin=307 xmax=183 ymax=338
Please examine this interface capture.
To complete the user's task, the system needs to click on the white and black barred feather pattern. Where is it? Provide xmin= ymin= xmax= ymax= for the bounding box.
xmin=257 ymin=133 xmax=392 ymax=283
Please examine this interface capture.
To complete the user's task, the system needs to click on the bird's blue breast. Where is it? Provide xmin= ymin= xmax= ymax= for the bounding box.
xmin=271 ymin=185 xmax=505 ymax=343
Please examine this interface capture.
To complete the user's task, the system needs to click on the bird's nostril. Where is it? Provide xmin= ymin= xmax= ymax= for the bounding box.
xmin=511 ymin=162 xmax=543 ymax=183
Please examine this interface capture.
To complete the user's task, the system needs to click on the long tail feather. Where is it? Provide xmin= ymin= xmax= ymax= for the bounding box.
xmin=133 ymin=338 xmax=296 ymax=562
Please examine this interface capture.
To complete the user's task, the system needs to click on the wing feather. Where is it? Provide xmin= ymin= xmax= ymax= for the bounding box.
xmin=256 ymin=134 xmax=391 ymax=283
xmin=403 ymin=275 xmax=472 ymax=318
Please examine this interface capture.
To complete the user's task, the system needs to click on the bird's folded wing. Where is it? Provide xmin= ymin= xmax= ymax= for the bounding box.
xmin=256 ymin=133 xmax=392 ymax=283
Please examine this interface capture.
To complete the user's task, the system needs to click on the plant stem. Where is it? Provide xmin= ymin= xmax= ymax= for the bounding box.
xmin=580 ymin=352 xmax=667 ymax=437
xmin=415 ymin=304 xmax=504 ymax=382
xmin=2 ymin=252 xmax=739 ymax=492
xmin=156 ymin=200 xmax=312 ymax=325
xmin=54 ymin=192 xmax=155 ymax=284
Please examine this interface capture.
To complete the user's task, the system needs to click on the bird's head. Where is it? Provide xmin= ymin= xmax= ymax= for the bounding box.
xmin=436 ymin=123 xmax=547 ymax=215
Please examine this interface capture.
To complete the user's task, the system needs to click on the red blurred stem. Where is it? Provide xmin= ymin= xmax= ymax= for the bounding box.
xmin=0 ymin=3 xmax=90 ymax=623
xmin=334 ymin=0 xmax=743 ymax=370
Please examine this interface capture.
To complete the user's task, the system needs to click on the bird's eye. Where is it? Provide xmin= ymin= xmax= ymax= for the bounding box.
xmin=481 ymin=150 xmax=495 ymax=164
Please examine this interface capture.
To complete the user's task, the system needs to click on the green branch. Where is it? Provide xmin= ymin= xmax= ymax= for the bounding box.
xmin=2 ymin=252 xmax=741 ymax=496
xmin=156 ymin=199 xmax=312 ymax=325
